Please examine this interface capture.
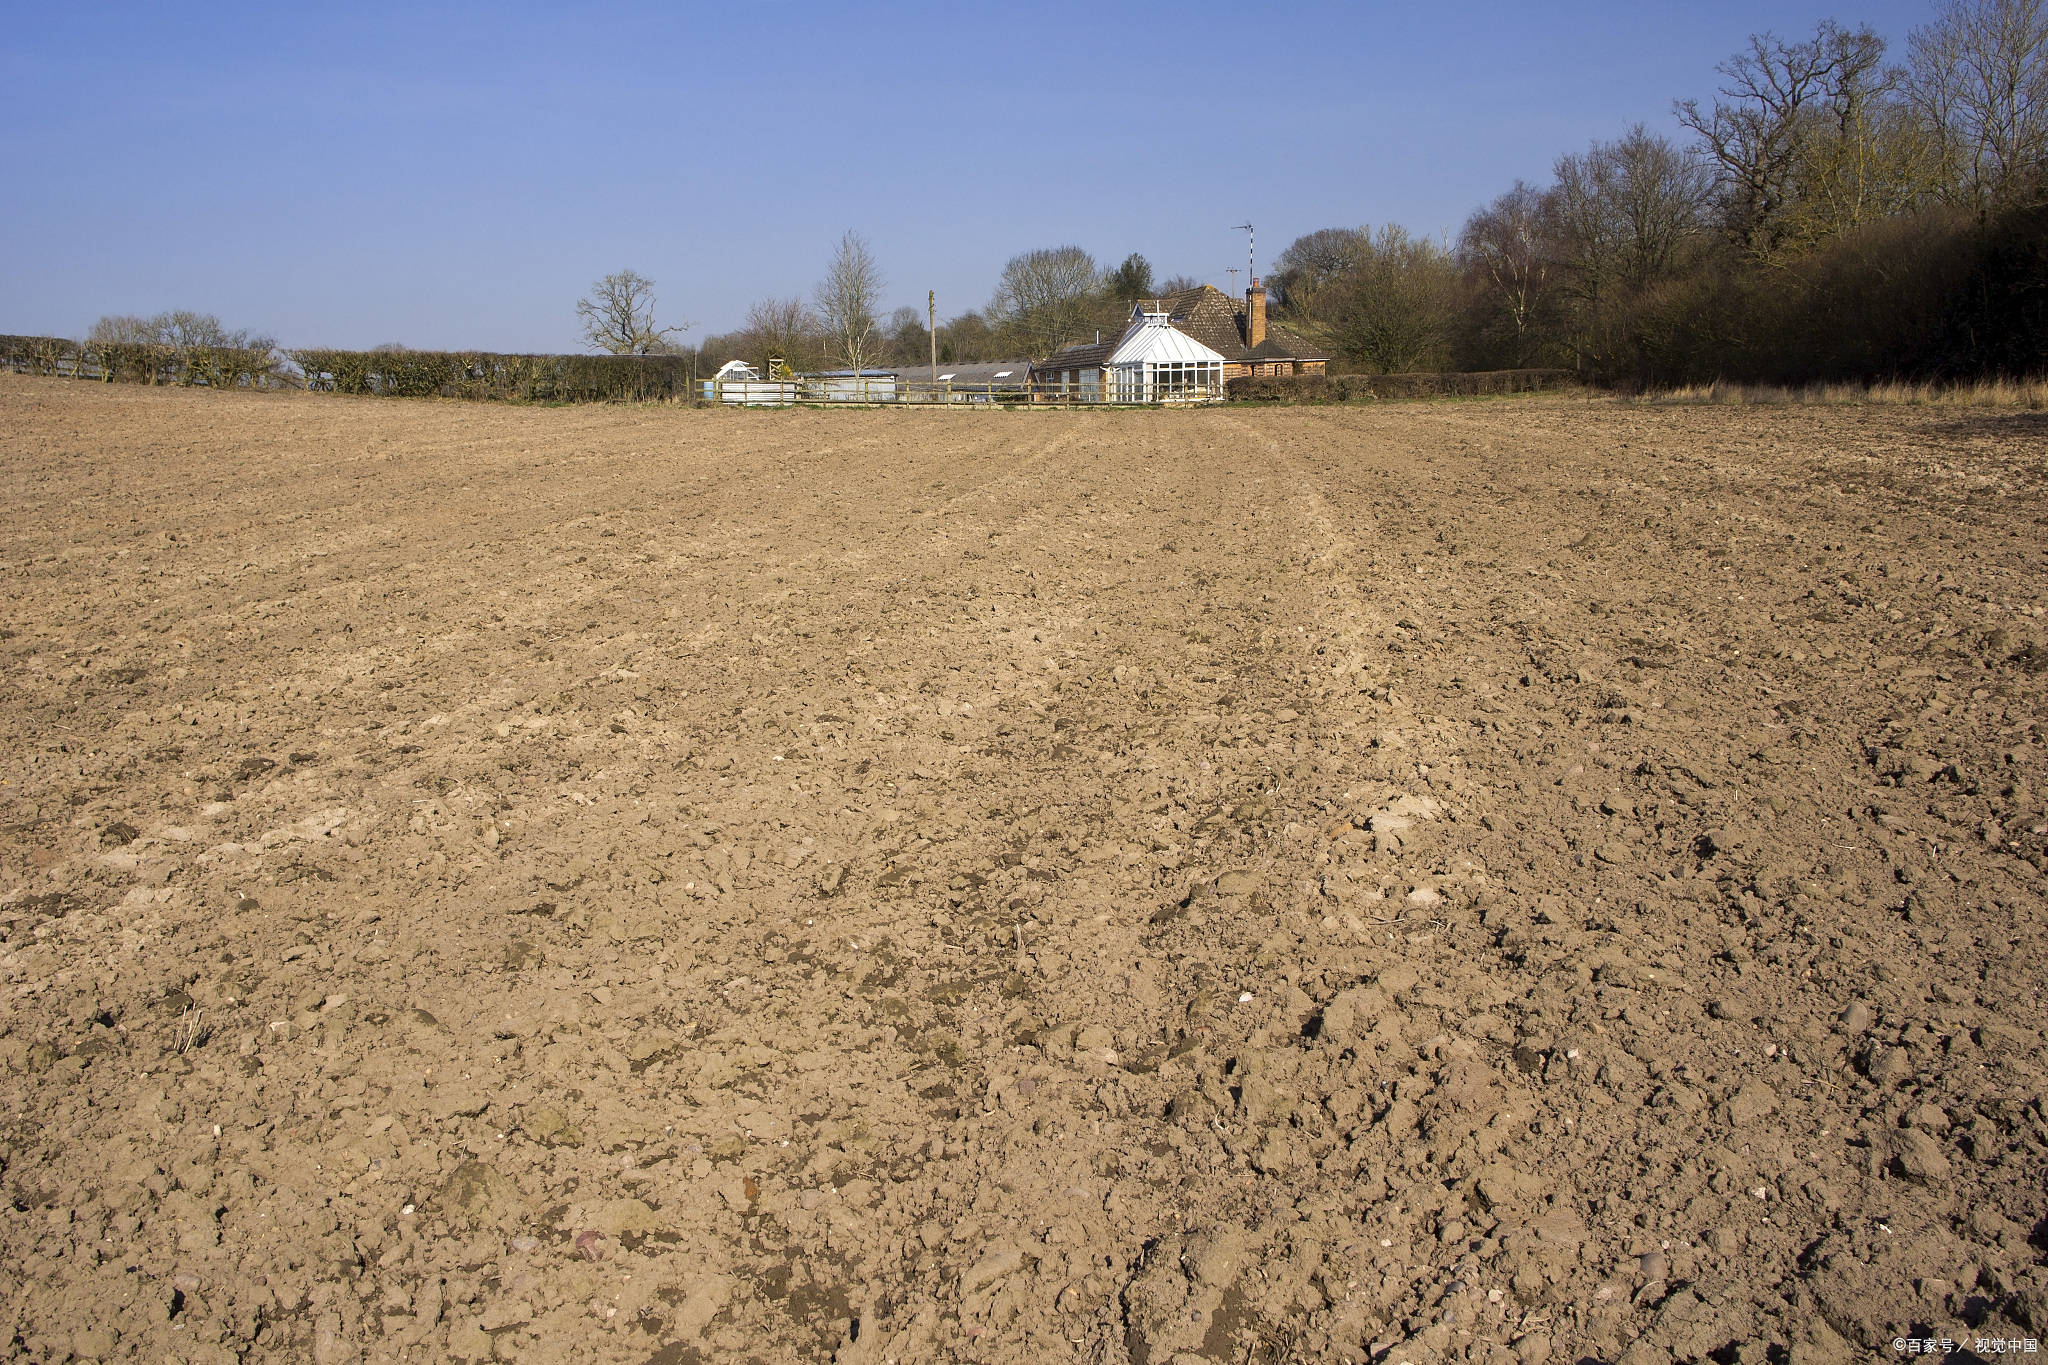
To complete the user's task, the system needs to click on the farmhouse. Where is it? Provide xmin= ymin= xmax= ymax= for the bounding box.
xmin=1036 ymin=279 xmax=1328 ymax=398
xmin=701 ymin=279 xmax=1325 ymax=404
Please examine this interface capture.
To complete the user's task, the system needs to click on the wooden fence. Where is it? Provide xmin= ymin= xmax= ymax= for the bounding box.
xmin=701 ymin=375 xmax=1227 ymax=407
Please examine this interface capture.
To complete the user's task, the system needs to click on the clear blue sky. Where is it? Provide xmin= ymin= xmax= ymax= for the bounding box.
xmin=2 ymin=1 xmax=1936 ymax=352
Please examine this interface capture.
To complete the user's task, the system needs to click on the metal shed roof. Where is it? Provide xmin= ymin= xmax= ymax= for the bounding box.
xmin=923 ymin=360 xmax=1034 ymax=385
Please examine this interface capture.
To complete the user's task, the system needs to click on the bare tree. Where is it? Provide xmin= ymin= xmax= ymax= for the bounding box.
xmin=577 ymin=269 xmax=688 ymax=355
xmin=1272 ymin=228 xmax=1370 ymax=320
xmin=881 ymin=306 xmax=930 ymax=365
xmin=87 ymin=315 xmax=158 ymax=347
xmin=814 ymin=232 xmax=887 ymax=372
xmin=1794 ymin=79 xmax=1944 ymax=239
xmin=989 ymin=246 xmax=1101 ymax=354
xmin=742 ymin=296 xmax=820 ymax=374
xmin=1543 ymin=127 xmax=1713 ymax=369
xmin=1327 ymin=226 xmax=1461 ymax=373
xmin=1677 ymin=22 xmax=1899 ymax=258
xmin=1458 ymin=184 xmax=1552 ymax=366
xmin=936 ymin=310 xmax=998 ymax=364
xmin=1909 ymin=0 xmax=2048 ymax=208
xmin=117 ymin=310 xmax=271 ymax=350
xmin=87 ymin=311 xmax=277 ymax=386
xmin=1549 ymin=126 xmax=1712 ymax=294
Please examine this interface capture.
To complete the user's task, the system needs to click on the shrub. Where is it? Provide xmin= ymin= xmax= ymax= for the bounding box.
xmin=1226 ymin=369 xmax=1579 ymax=403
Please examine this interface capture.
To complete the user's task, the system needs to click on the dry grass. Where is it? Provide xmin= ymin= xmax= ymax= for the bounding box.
xmin=1637 ymin=376 xmax=2048 ymax=408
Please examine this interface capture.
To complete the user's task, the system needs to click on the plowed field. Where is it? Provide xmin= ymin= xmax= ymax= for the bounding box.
xmin=2 ymin=376 xmax=2045 ymax=1365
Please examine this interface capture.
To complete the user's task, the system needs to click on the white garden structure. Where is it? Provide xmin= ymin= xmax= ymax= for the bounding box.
xmin=1108 ymin=309 xmax=1227 ymax=403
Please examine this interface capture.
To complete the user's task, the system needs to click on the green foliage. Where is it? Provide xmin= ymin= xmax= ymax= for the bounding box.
xmin=1105 ymin=254 xmax=1156 ymax=306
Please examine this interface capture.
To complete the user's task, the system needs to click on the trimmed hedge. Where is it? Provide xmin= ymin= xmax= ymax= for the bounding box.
xmin=287 ymin=350 xmax=690 ymax=403
xmin=0 ymin=335 xmax=77 ymax=375
xmin=3 ymin=335 xmax=691 ymax=403
xmin=2 ymin=334 xmax=287 ymax=388
xmin=1226 ymin=369 xmax=1579 ymax=403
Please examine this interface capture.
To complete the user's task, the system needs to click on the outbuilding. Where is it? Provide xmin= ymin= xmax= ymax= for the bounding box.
xmin=702 ymin=359 xmax=799 ymax=406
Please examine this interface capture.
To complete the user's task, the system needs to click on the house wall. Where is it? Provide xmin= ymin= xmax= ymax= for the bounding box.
xmin=1226 ymin=359 xmax=1326 ymax=380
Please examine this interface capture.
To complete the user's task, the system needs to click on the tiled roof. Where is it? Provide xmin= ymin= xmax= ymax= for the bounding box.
xmin=1040 ymin=335 xmax=1123 ymax=371
xmin=1249 ymin=325 xmax=1325 ymax=361
xmin=1131 ymin=285 xmax=1330 ymax=363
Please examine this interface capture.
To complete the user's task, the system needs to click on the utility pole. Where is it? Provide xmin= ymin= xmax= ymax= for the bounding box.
xmin=928 ymin=289 xmax=937 ymax=398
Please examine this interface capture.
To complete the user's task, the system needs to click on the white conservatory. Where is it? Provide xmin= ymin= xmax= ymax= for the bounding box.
xmin=1108 ymin=309 xmax=1227 ymax=403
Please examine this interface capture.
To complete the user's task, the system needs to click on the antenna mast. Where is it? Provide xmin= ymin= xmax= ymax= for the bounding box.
xmin=1231 ymin=222 xmax=1254 ymax=288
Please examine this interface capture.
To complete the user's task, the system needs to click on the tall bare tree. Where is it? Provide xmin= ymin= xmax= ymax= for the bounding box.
xmin=1549 ymin=127 xmax=1712 ymax=294
xmin=87 ymin=315 xmax=159 ymax=347
xmin=1677 ymin=23 xmax=1900 ymax=259
xmin=1544 ymin=126 xmax=1713 ymax=367
xmin=936 ymin=310 xmax=998 ymax=364
xmin=1909 ymin=0 xmax=2048 ymax=208
xmin=577 ymin=269 xmax=688 ymax=354
xmin=814 ymin=232 xmax=887 ymax=372
xmin=1458 ymin=183 xmax=1552 ymax=366
xmin=989 ymin=246 xmax=1101 ymax=355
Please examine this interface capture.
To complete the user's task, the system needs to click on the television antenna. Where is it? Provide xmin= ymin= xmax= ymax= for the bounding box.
xmin=1231 ymin=222 xmax=1254 ymax=287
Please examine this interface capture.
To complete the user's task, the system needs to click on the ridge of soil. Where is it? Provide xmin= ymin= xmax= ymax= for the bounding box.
xmin=1 ymin=375 xmax=2044 ymax=1365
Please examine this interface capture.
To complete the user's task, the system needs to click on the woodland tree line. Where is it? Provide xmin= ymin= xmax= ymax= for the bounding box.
xmin=1272 ymin=0 xmax=2048 ymax=384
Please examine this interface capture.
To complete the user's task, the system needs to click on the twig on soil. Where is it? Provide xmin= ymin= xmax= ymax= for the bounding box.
xmin=174 ymin=1006 xmax=207 ymax=1054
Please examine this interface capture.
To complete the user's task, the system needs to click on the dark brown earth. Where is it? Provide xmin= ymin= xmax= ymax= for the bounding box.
xmin=1 ymin=375 xmax=2045 ymax=1365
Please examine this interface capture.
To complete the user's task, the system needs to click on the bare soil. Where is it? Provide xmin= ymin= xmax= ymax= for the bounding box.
xmin=2 ymin=375 xmax=2046 ymax=1365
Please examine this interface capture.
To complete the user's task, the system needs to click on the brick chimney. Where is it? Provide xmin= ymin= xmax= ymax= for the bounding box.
xmin=1246 ymin=277 xmax=1266 ymax=349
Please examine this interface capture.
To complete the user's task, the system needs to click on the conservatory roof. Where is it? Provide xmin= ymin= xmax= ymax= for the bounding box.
xmin=1107 ymin=313 xmax=1227 ymax=367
